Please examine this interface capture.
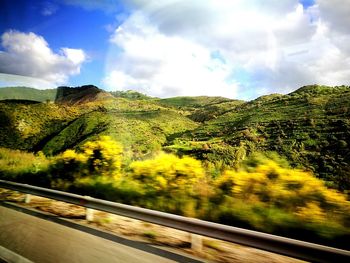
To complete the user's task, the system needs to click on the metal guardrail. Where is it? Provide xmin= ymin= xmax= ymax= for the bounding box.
xmin=1 ymin=179 xmax=349 ymax=263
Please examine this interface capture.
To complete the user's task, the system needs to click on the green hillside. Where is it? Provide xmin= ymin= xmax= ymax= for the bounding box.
xmin=0 ymin=87 xmax=198 ymax=158
xmin=157 ymin=96 xmax=245 ymax=122
xmin=158 ymin=96 xmax=232 ymax=108
xmin=42 ymin=107 xmax=198 ymax=157
xmin=0 ymin=100 xmax=82 ymax=150
xmin=165 ymin=85 xmax=350 ymax=190
xmin=110 ymin=90 xmax=153 ymax=100
xmin=0 ymin=86 xmax=57 ymax=102
xmin=0 ymin=85 xmax=349 ymax=190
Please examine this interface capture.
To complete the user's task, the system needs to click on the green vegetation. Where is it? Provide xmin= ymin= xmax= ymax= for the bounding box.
xmin=0 ymin=136 xmax=349 ymax=249
xmin=0 ymin=148 xmax=50 ymax=179
xmin=110 ymin=90 xmax=153 ymax=100
xmin=213 ymin=153 xmax=349 ymax=238
xmin=0 ymin=87 xmax=57 ymax=102
xmin=158 ymin=96 xmax=232 ymax=108
xmin=166 ymin=85 xmax=350 ymax=191
xmin=0 ymin=100 xmax=81 ymax=150
xmin=0 ymin=85 xmax=349 ymax=191
xmin=55 ymin=85 xmax=114 ymax=105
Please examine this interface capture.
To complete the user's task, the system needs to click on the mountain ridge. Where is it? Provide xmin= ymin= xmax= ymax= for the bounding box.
xmin=55 ymin=85 xmax=113 ymax=105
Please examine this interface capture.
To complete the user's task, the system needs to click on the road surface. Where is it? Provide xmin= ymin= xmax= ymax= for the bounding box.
xmin=0 ymin=204 xmax=202 ymax=263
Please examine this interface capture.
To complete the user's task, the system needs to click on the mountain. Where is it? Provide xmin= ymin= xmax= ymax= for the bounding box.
xmin=0 ymin=84 xmax=349 ymax=190
xmin=55 ymin=85 xmax=113 ymax=105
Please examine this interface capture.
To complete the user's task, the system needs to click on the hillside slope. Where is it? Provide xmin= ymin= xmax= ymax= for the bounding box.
xmin=166 ymin=85 xmax=350 ymax=190
xmin=0 ymin=100 xmax=82 ymax=150
xmin=0 ymin=87 xmax=198 ymax=157
xmin=0 ymin=85 xmax=349 ymax=190
xmin=0 ymin=87 xmax=57 ymax=102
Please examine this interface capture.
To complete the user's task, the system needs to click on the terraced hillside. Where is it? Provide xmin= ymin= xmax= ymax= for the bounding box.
xmin=0 ymin=85 xmax=349 ymax=190
xmin=157 ymin=96 xmax=245 ymax=122
xmin=165 ymin=85 xmax=350 ymax=190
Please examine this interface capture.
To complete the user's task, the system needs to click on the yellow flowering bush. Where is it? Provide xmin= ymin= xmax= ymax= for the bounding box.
xmin=49 ymin=136 xmax=123 ymax=189
xmin=61 ymin=149 xmax=87 ymax=163
xmin=128 ymin=153 xmax=205 ymax=216
xmin=82 ymin=136 xmax=123 ymax=177
xmin=129 ymin=153 xmax=205 ymax=194
xmin=214 ymin=157 xmax=350 ymax=237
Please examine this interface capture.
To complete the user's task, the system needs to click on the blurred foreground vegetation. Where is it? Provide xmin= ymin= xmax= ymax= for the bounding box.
xmin=1 ymin=136 xmax=349 ymax=249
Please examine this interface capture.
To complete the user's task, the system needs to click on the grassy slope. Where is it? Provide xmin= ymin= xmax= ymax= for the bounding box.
xmin=0 ymin=94 xmax=198 ymax=158
xmin=0 ymin=100 xmax=81 ymax=150
xmin=167 ymin=85 xmax=350 ymax=189
xmin=0 ymin=87 xmax=57 ymax=102
xmin=158 ymin=96 xmax=233 ymax=108
xmin=43 ymin=100 xmax=198 ymax=157
xmin=110 ymin=90 xmax=153 ymax=100
xmin=157 ymin=96 xmax=245 ymax=122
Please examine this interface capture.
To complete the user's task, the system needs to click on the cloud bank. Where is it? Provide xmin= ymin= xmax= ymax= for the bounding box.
xmin=0 ymin=30 xmax=86 ymax=88
xmin=103 ymin=13 xmax=237 ymax=98
xmin=102 ymin=0 xmax=350 ymax=99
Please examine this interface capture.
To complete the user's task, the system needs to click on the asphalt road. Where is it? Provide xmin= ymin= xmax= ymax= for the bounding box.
xmin=0 ymin=205 xmax=201 ymax=263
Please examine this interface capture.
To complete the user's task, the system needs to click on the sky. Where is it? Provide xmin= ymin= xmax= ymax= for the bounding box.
xmin=0 ymin=0 xmax=349 ymax=100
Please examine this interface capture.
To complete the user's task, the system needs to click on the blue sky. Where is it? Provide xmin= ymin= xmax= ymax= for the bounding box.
xmin=0 ymin=0 xmax=123 ymax=86
xmin=0 ymin=0 xmax=349 ymax=100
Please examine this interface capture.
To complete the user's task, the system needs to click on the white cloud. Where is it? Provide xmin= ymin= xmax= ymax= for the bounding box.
xmin=0 ymin=30 xmax=86 ymax=88
xmin=317 ymin=0 xmax=350 ymax=34
xmin=102 ymin=0 xmax=350 ymax=99
xmin=103 ymin=13 xmax=237 ymax=98
xmin=62 ymin=48 xmax=86 ymax=65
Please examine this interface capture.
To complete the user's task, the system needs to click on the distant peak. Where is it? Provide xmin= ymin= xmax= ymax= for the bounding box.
xmin=55 ymin=85 xmax=111 ymax=104
xmin=57 ymin=85 xmax=100 ymax=92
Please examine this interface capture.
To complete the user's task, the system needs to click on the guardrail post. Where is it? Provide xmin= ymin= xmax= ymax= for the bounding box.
xmin=86 ymin=208 xmax=94 ymax=222
xmin=84 ymin=196 xmax=94 ymax=222
xmin=24 ymin=194 xmax=31 ymax=204
xmin=191 ymin=233 xmax=203 ymax=252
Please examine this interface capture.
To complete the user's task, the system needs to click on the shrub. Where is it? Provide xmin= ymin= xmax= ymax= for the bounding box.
xmin=128 ymin=153 xmax=206 ymax=216
xmin=49 ymin=136 xmax=123 ymax=189
xmin=82 ymin=135 xmax=123 ymax=177
xmin=49 ymin=149 xmax=87 ymax=189
xmin=0 ymin=148 xmax=51 ymax=185
xmin=214 ymin=156 xmax=350 ymax=238
xmin=129 ymin=153 xmax=204 ymax=193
